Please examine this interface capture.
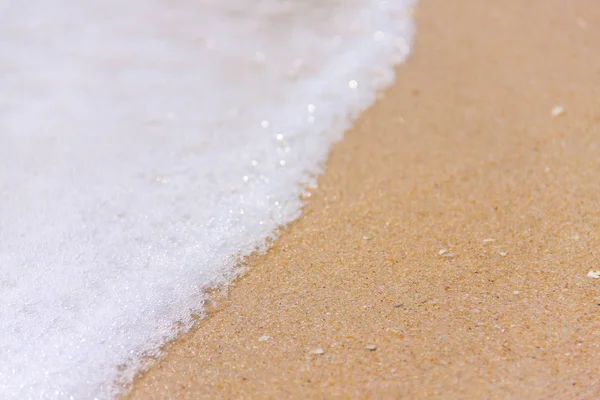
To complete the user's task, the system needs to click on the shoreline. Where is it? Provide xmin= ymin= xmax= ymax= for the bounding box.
xmin=127 ymin=0 xmax=600 ymax=398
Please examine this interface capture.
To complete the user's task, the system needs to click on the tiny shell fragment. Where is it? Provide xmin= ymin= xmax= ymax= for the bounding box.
xmin=587 ymin=270 xmax=600 ymax=279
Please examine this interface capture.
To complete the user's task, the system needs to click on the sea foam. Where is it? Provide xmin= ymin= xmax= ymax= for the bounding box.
xmin=0 ymin=0 xmax=416 ymax=398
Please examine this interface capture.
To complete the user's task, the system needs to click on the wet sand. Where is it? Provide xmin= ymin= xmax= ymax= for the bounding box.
xmin=126 ymin=0 xmax=600 ymax=398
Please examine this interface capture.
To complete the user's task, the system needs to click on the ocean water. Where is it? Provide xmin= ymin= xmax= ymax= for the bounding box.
xmin=0 ymin=0 xmax=416 ymax=398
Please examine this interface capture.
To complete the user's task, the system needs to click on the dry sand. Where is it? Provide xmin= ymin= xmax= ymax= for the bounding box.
xmin=126 ymin=0 xmax=600 ymax=398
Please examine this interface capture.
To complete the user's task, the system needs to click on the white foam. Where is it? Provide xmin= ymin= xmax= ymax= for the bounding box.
xmin=0 ymin=1 xmax=416 ymax=398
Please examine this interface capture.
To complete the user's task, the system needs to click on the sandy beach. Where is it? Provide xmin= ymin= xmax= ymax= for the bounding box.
xmin=126 ymin=0 xmax=600 ymax=398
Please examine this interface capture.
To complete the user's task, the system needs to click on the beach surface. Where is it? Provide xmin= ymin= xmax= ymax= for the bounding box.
xmin=127 ymin=0 xmax=600 ymax=398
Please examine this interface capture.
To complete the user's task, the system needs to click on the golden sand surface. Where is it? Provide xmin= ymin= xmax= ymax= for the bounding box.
xmin=127 ymin=0 xmax=600 ymax=398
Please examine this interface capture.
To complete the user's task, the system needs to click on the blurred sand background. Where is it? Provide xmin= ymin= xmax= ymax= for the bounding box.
xmin=127 ymin=0 xmax=600 ymax=398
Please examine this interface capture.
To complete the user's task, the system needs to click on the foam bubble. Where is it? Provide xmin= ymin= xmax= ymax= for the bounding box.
xmin=0 ymin=0 xmax=416 ymax=398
